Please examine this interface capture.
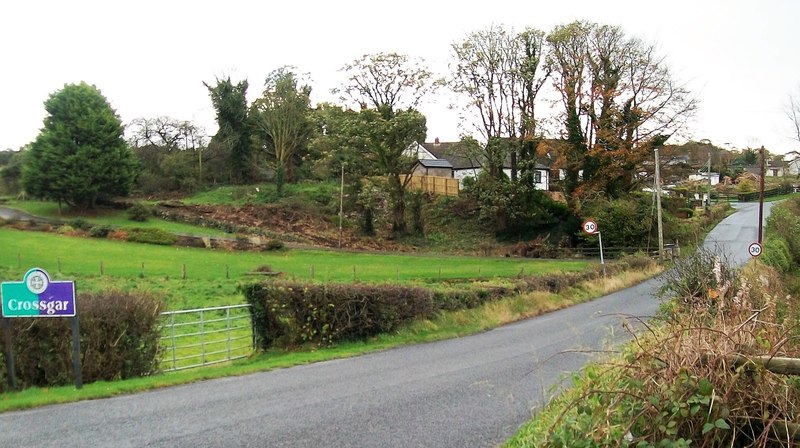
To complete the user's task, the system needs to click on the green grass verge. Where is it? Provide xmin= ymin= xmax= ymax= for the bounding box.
xmin=0 ymin=264 xmax=660 ymax=413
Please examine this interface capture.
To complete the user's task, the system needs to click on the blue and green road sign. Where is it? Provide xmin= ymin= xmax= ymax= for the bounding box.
xmin=1 ymin=268 xmax=75 ymax=317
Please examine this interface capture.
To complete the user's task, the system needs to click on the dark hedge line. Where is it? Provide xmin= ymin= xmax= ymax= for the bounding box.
xmin=244 ymin=283 xmax=437 ymax=348
xmin=244 ymin=258 xmax=648 ymax=349
xmin=0 ymin=290 xmax=164 ymax=392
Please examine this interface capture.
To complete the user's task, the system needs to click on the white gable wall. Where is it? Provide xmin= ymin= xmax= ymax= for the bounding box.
xmin=455 ymin=167 xmax=549 ymax=191
xmin=404 ymin=142 xmax=437 ymax=160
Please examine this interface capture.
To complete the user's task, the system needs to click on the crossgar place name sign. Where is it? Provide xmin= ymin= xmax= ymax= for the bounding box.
xmin=1 ymin=268 xmax=75 ymax=317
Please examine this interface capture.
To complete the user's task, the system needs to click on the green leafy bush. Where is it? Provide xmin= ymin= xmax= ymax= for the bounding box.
xmin=761 ymin=238 xmax=792 ymax=272
xmin=765 ymin=200 xmax=800 ymax=262
xmin=127 ymin=203 xmax=153 ymax=222
xmin=89 ymin=224 xmax=113 ymax=238
xmin=0 ymin=290 xmax=163 ymax=391
xmin=68 ymin=218 xmax=92 ymax=230
xmin=126 ymin=227 xmax=177 ymax=246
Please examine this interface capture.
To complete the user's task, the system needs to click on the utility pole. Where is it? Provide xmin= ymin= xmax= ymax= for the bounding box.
xmin=654 ymin=146 xmax=664 ymax=261
xmin=706 ymin=149 xmax=712 ymax=210
xmin=758 ymin=146 xmax=765 ymax=243
xmin=338 ymin=164 xmax=344 ymax=249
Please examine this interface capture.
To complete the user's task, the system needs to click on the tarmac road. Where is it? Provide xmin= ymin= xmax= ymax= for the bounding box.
xmin=0 ymin=202 xmax=772 ymax=448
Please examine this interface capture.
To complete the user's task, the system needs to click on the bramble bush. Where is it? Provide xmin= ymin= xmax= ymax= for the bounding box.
xmin=510 ymin=249 xmax=800 ymax=447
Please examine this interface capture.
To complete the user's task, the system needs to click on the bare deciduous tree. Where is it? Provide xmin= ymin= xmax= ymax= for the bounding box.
xmin=335 ymin=52 xmax=436 ymax=111
xmin=127 ymin=116 xmax=206 ymax=150
xmin=449 ymin=25 xmax=549 ymax=179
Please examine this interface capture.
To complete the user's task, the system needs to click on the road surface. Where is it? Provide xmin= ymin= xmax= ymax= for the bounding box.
xmin=0 ymin=202 xmax=772 ymax=447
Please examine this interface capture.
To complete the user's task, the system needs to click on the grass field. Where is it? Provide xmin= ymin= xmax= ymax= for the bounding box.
xmin=0 ymin=227 xmax=589 ymax=309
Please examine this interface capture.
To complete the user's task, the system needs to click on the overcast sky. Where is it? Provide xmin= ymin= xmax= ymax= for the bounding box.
xmin=2 ymin=0 xmax=799 ymax=154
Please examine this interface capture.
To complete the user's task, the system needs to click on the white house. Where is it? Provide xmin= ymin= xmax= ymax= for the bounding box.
xmin=688 ymin=172 xmax=720 ymax=186
xmin=785 ymin=151 xmax=800 ymax=176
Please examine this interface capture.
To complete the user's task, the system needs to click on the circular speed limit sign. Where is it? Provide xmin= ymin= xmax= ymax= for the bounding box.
xmin=582 ymin=219 xmax=598 ymax=235
xmin=748 ymin=242 xmax=762 ymax=258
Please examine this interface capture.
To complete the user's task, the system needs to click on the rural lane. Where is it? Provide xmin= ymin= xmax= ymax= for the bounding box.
xmin=0 ymin=202 xmax=773 ymax=447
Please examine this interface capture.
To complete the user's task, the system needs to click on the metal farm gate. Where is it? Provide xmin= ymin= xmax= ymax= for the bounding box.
xmin=160 ymin=304 xmax=254 ymax=372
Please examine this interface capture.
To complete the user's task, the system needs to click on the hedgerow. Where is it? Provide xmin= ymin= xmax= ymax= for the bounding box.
xmin=244 ymin=255 xmax=656 ymax=349
xmin=0 ymin=290 xmax=163 ymax=391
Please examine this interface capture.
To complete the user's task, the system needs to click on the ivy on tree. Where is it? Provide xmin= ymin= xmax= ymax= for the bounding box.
xmin=22 ymin=82 xmax=137 ymax=210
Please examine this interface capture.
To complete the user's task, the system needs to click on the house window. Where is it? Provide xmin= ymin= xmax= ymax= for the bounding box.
xmin=534 ymin=171 xmax=542 ymax=184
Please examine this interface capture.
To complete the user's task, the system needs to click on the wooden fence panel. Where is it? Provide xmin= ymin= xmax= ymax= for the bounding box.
xmin=404 ymin=175 xmax=459 ymax=197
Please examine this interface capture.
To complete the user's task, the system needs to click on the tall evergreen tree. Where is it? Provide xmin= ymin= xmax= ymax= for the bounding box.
xmin=22 ymin=82 xmax=136 ymax=210
xmin=204 ymin=77 xmax=252 ymax=184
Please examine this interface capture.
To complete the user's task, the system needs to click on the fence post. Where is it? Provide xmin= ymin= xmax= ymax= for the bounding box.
xmin=200 ymin=309 xmax=205 ymax=364
xmin=170 ymin=313 xmax=177 ymax=371
xmin=182 ymin=264 xmax=186 ymax=280
xmin=226 ymin=307 xmax=232 ymax=359
xmin=100 ymin=260 xmax=104 ymax=275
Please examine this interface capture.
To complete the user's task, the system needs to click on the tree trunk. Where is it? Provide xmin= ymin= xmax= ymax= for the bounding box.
xmin=388 ymin=174 xmax=406 ymax=237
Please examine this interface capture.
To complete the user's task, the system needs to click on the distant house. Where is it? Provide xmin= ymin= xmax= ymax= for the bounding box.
xmin=787 ymin=151 xmax=800 ymax=176
xmin=411 ymin=158 xmax=453 ymax=178
xmin=416 ymin=138 xmax=550 ymax=191
xmin=688 ymin=172 xmax=720 ymax=186
xmin=766 ymin=163 xmax=785 ymax=177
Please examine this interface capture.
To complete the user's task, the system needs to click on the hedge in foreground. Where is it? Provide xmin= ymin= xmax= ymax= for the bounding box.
xmin=0 ymin=290 xmax=164 ymax=391
xmin=244 ymin=283 xmax=437 ymax=348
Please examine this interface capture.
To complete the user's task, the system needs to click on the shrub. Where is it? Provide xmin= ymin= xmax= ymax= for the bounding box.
xmin=0 ymin=290 xmax=163 ymax=391
xmin=433 ymin=286 xmax=510 ymax=311
xmin=765 ymin=201 xmax=800 ymax=262
xmin=68 ymin=218 xmax=92 ymax=230
xmin=57 ymin=224 xmax=78 ymax=235
xmin=126 ymin=228 xmax=177 ymax=246
xmin=127 ymin=203 xmax=152 ymax=222
xmin=89 ymin=224 xmax=113 ymax=238
xmin=519 ymin=259 xmax=800 ymax=447
xmin=264 ymin=239 xmax=285 ymax=251
xmin=243 ymin=282 xmax=435 ymax=348
xmin=761 ymin=237 xmax=792 ymax=273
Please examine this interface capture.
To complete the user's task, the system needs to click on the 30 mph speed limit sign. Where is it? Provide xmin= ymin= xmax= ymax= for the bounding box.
xmin=748 ymin=242 xmax=762 ymax=258
xmin=582 ymin=219 xmax=598 ymax=235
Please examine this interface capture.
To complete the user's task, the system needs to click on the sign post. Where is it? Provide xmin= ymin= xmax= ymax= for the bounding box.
xmin=582 ymin=220 xmax=606 ymax=276
xmin=1 ymin=268 xmax=80 ymax=389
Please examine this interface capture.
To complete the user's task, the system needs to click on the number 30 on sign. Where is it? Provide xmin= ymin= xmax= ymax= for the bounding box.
xmin=582 ymin=220 xmax=598 ymax=235
xmin=748 ymin=242 xmax=762 ymax=258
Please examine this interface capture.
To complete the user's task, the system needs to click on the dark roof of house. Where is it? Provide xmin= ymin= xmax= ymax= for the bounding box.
xmin=420 ymin=142 xmax=474 ymax=169
xmin=416 ymin=159 xmax=453 ymax=169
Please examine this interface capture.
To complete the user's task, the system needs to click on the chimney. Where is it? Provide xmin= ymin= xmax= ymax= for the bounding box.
xmin=434 ymin=137 xmax=440 ymax=145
